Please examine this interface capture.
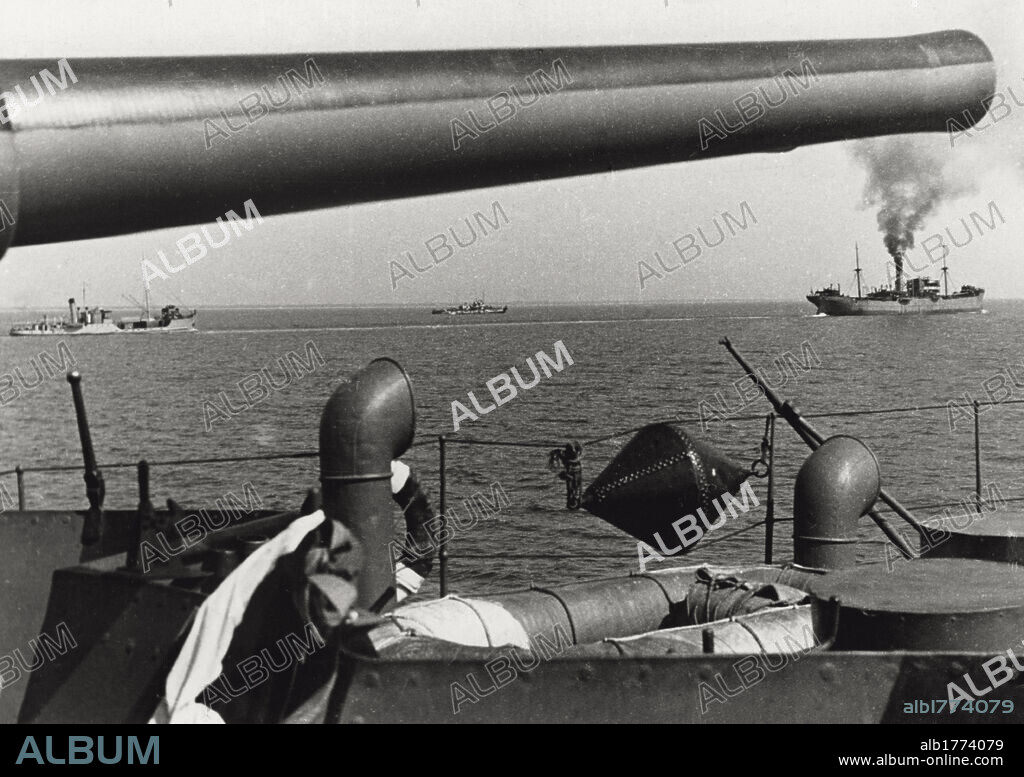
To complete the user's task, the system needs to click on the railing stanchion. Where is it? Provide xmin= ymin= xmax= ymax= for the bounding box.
xmin=438 ymin=434 xmax=448 ymax=597
xmin=125 ymin=460 xmax=149 ymax=572
xmin=15 ymin=465 xmax=25 ymax=510
xmin=974 ymin=400 xmax=982 ymax=514
xmin=764 ymin=413 xmax=775 ymax=564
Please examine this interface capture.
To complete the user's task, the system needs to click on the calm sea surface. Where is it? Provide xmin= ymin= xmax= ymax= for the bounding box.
xmin=3 ymin=301 xmax=1024 ymax=595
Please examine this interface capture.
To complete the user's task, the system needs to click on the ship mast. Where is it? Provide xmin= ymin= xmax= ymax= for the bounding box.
xmin=854 ymin=243 xmax=863 ymax=299
xmin=141 ymin=258 xmax=151 ymax=319
xmin=942 ymin=260 xmax=950 ymax=297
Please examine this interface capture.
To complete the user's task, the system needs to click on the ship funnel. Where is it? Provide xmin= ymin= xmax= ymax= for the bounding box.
xmin=319 ymin=358 xmax=415 ymax=610
xmin=581 ymin=424 xmax=751 ymax=552
xmin=793 ymin=435 xmax=880 ymax=569
xmin=0 ymin=30 xmax=995 ymax=261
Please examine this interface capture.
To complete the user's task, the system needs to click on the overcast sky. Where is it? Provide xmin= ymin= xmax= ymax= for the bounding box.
xmin=0 ymin=0 xmax=1021 ymax=307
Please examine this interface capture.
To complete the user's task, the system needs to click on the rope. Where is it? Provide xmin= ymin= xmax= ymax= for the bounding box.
xmin=5 ymin=450 xmax=318 ymax=474
xmin=443 ymin=438 xmax=557 ymax=449
xmin=7 ymin=396 xmax=1024 ymax=477
xmin=454 ymin=553 xmax=645 ymax=559
xmin=439 ymin=399 xmax=1022 ymax=448
xmin=688 ymin=518 xmax=780 ymax=550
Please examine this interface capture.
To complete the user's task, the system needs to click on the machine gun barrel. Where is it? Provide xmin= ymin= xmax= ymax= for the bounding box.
xmin=0 ymin=30 xmax=995 ymax=259
xmin=66 ymin=370 xmax=105 ymax=545
xmin=720 ymin=337 xmax=927 ymax=558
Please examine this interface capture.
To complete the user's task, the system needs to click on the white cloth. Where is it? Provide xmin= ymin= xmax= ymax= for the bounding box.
xmin=152 ymin=458 xmax=413 ymax=723
xmin=150 ymin=510 xmax=326 ymax=724
xmin=387 ymin=596 xmax=531 ymax=648
xmin=390 ymin=460 xmax=411 ymax=493
xmin=394 ymin=562 xmax=424 ymax=602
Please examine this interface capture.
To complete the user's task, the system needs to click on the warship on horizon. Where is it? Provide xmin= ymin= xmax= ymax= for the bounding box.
xmin=431 ymin=298 xmax=508 ymax=315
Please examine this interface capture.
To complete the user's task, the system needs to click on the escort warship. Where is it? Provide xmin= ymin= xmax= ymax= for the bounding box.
xmin=807 ymin=246 xmax=984 ymax=316
xmin=431 ymin=298 xmax=508 ymax=315
xmin=2 ymin=31 xmax=1021 ymax=724
xmin=10 ymin=298 xmax=119 ymax=336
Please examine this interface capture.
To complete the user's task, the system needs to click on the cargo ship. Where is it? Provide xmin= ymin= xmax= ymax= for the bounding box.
xmin=432 ymin=298 xmax=507 ymax=315
xmin=807 ymin=246 xmax=984 ymax=316
xmin=115 ymin=286 xmax=197 ymax=333
xmin=116 ymin=303 xmax=197 ymax=332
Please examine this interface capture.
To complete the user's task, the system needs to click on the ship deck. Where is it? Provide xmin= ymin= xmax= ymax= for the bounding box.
xmin=5 ymin=397 xmax=1024 ymax=723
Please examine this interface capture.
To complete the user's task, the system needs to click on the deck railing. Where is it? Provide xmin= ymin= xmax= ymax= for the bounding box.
xmin=5 ymin=397 xmax=1024 ymax=595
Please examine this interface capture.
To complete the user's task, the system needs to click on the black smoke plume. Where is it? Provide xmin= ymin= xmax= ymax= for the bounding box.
xmin=851 ymin=137 xmax=975 ymax=283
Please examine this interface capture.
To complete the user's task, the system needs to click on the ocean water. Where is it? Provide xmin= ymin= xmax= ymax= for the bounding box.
xmin=3 ymin=301 xmax=1024 ymax=596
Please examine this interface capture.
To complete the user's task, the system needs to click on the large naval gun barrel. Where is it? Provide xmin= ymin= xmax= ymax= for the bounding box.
xmin=0 ymin=30 xmax=994 ymax=260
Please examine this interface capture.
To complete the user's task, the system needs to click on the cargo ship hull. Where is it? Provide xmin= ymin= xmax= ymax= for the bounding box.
xmin=807 ymin=292 xmax=985 ymax=316
xmin=117 ymin=315 xmax=197 ymax=333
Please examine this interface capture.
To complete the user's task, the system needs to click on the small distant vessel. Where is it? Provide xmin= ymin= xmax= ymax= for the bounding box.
xmin=116 ymin=285 xmax=197 ymax=333
xmin=10 ymin=297 xmax=120 ymax=336
xmin=9 ymin=289 xmax=197 ymax=337
xmin=117 ymin=267 xmax=197 ymax=332
xmin=431 ymin=297 xmax=507 ymax=315
xmin=116 ymin=303 xmax=197 ymax=333
xmin=807 ymin=245 xmax=984 ymax=316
